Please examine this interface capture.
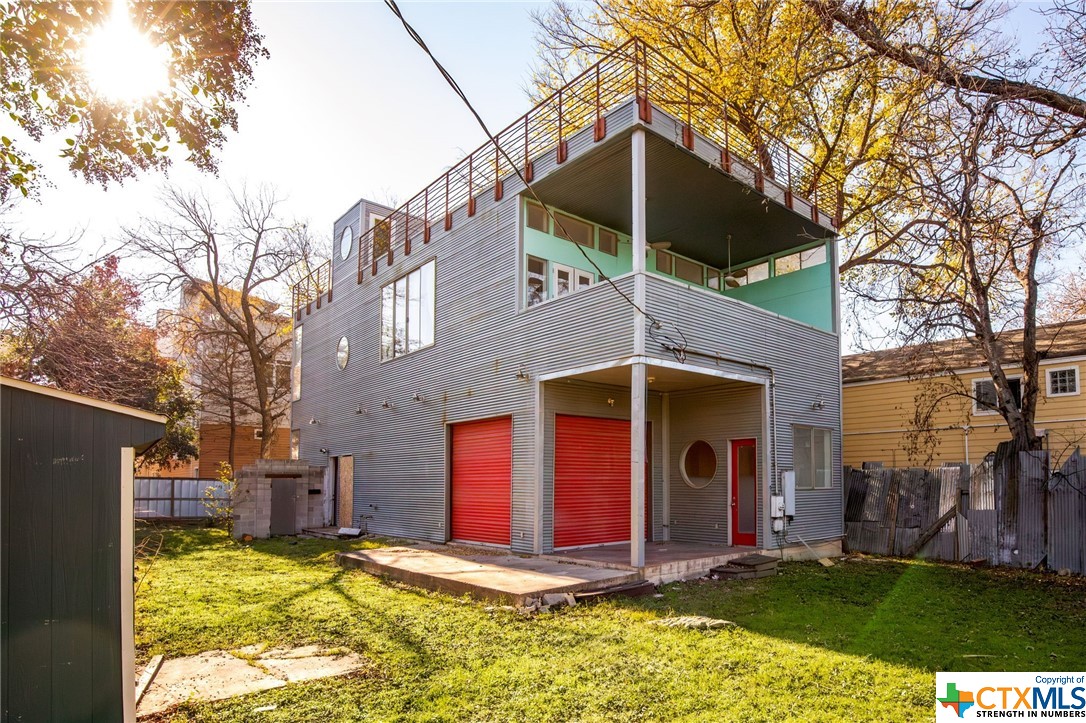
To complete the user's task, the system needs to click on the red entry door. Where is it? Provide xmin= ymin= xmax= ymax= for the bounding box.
xmin=731 ymin=438 xmax=758 ymax=547
xmin=451 ymin=417 xmax=511 ymax=546
xmin=554 ymin=415 xmax=651 ymax=549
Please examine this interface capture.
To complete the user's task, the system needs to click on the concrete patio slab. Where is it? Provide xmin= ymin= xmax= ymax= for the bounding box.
xmin=136 ymin=645 xmax=366 ymax=717
xmin=336 ymin=546 xmax=640 ymax=604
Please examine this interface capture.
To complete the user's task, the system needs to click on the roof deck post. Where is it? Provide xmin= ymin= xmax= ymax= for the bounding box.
xmin=631 ymin=127 xmax=647 ymax=569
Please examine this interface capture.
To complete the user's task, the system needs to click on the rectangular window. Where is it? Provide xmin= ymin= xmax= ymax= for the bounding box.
xmin=706 ymin=269 xmax=722 ymax=291
xmin=598 ymin=229 xmax=618 ymax=256
xmin=381 ymin=260 xmax=436 ymax=360
xmin=674 ymin=256 xmax=704 ymax=284
xmin=526 ymin=201 xmax=548 ymax=232
xmin=776 ymin=244 xmax=827 ymax=276
xmin=775 ymin=252 xmax=802 ymax=276
xmin=554 ymin=212 xmax=594 ymax=247
xmin=527 ymin=255 xmax=547 ymax=307
xmin=290 ymin=430 xmax=300 ymax=460
xmin=973 ymin=377 xmax=1022 ymax=415
xmin=371 ymin=215 xmax=391 ymax=259
xmin=656 ymin=250 xmax=673 ymax=275
xmin=291 ymin=326 xmax=302 ymax=401
xmin=254 ymin=428 xmax=264 ymax=441
xmin=1047 ymin=366 xmax=1079 ymax=396
xmin=273 ymin=359 xmax=290 ymax=395
xmin=794 ymin=426 xmax=832 ymax=490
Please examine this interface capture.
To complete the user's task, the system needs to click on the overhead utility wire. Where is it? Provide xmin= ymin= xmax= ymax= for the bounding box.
xmin=382 ymin=0 xmax=664 ymax=330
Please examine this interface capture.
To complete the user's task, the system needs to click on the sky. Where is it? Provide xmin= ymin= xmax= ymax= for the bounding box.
xmin=9 ymin=0 xmax=550 ymax=255
xmin=5 ymin=0 xmax=1066 ymax=351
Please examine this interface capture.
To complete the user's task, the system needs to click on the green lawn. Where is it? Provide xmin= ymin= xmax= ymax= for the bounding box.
xmin=137 ymin=527 xmax=1086 ymax=722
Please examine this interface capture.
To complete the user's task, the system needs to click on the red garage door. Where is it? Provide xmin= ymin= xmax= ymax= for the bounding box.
xmin=451 ymin=417 xmax=511 ymax=546
xmin=554 ymin=415 xmax=649 ymax=548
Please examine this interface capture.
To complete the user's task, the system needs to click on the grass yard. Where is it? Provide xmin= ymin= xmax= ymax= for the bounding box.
xmin=137 ymin=527 xmax=1086 ymax=722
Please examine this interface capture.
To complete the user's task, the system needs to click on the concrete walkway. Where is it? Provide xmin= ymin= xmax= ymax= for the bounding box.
xmin=137 ymin=645 xmax=366 ymax=717
xmin=336 ymin=546 xmax=640 ymax=604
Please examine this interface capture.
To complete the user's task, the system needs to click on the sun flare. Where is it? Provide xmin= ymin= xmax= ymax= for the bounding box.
xmin=82 ymin=1 xmax=169 ymax=102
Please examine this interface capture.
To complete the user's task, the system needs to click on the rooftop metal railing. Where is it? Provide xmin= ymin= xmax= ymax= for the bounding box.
xmin=292 ymin=38 xmax=843 ymax=316
xmin=291 ymin=260 xmax=330 ymax=321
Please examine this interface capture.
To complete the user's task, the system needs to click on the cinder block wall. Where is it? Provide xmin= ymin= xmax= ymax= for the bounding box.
xmin=233 ymin=459 xmax=326 ymax=538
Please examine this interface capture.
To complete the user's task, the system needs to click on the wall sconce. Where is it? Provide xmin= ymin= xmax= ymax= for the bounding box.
xmin=812 ymin=395 xmax=826 ymax=411
xmin=308 ymin=417 xmax=319 ymax=425
xmin=515 ymin=365 xmax=531 ymax=381
xmin=382 ymin=399 xmax=393 ymax=409
xmin=412 ymin=392 xmax=423 ymax=402
xmin=607 ymin=397 xmax=615 ymax=407
xmin=355 ymin=405 xmax=364 ymax=415
xmin=319 ymin=447 xmax=328 ymax=454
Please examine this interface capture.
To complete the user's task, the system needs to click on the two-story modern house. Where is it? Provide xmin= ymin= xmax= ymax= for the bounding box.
xmin=291 ymin=41 xmax=844 ymax=569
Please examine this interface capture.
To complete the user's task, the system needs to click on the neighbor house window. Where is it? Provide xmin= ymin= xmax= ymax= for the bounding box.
xmin=794 ymin=426 xmax=832 ymax=490
xmin=381 ymin=260 xmax=436 ymax=360
xmin=254 ymin=428 xmax=265 ymax=441
xmin=973 ymin=377 xmax=1022 ymax=415
xmin=598 ymin=229 xmax=618 ymax=256
xmin=526 ymin=201 xmax=549 ymax=232
xmin=553 ymin=212 xmax=593 ymax=247
xmin=273 ymin=359 xmax=291 ymax=394
xmin=1047 ymin=366 xmax=1079 ymax=397
xmin=291 ymin=326 xmax=302 ymax=401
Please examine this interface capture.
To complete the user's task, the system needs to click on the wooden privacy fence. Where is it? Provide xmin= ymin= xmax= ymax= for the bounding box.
xmin=844 ymin=447 xmax=1086 ymax=574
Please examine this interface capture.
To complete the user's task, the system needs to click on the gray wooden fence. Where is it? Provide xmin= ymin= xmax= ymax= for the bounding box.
xmin=844 ymin=448 xmax=1086 ymax=574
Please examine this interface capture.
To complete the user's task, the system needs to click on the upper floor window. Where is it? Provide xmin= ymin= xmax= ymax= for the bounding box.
xmin=973 ymin=377 xmax=1022 ymax=415
xmin=526 ymin=255 xmax=593 ymax=307
xmin=729 ymin=261 xmax=770 ymax=286
xmin=291 ymin=326 xmax=302 ymax=401
xmin=554 ymin=212 xmax=593 ymax=247
xmin=775 ymin=244 xmax=827 ymax=276
xmin=598 ymin=229 xmax=618 ymax=256
xmin=1047 ymin=366 xmax=1079 ymax=397
xmin=794 ymin=426 xmax=832 ymax=490
xmin=381 ymin=260 xmax=436 ymax=360
xmin=526 ymin=201 xmax=548 ymax=232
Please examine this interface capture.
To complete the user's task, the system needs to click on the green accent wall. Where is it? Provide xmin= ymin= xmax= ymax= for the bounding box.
xmin=523 ymin=227 xmax=632 ymax=279
xmin=724 ymin=262 xmax=834 ymax=331
xmin=521 ymin=199 xmax=834 ymax=332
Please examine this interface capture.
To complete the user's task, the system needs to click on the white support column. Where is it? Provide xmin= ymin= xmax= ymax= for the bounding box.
xmin=661 ymin=392 xmax=671 ymax=542
xmin=630 ymin=128 xmax=648 ymax=568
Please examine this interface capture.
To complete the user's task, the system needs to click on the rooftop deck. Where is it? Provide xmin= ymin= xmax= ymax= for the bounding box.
xmin=293 ymin=39 xmax=842 ymax=319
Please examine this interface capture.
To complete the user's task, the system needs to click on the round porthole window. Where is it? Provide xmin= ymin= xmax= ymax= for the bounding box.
xmin=680 ymin=440 xmax=717 ymax=489
xmin=340 ymin=225 xmax=353 ymax=260
xmin=336 ymin=336 xmax=349 ymax=369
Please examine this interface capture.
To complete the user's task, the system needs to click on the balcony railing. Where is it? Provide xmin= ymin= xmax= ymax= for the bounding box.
xmin=291 ymin=260 xmax=330 ymax=320
xmin=293 ymin=38 xmax=843 ymax=316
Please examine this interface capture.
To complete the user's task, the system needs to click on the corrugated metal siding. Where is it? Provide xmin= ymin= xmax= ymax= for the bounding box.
xmin=644 ymin=274 xmax=844 ymax=546
xmin=295 ymin=193 xmax=638 ymax=551
xmin=669 ymin=383 xmax=764 ymax=546
xmin=1049 ymin=452 xmax=1086 ymax=573
xmin=296 ymin=102 xmax=844 ymax=554
xmin=553 ymin=415 xmax=635 ymax=548
xmin=542 ymin=380 xmax=664 ymax=551
xmin=451 ymin=417 xmax=511 ymax=546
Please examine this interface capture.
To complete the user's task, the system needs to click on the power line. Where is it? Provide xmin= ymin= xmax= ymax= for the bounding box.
xmin=382 ymin=0 xmax=664 ymax=330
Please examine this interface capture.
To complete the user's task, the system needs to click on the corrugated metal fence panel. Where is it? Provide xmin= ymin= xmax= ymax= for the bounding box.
xmin=553 ymin=415 xmax=631 ymax=548
xmin=1015 ymin=452 xmax=1048 ymax=569
xmin=1048 ymin=451 xmax=1086 ymax=574
xmin=968 ymin=459 xmax=999 ymax=564
xmin=451 ymin=417 xmax=512 ymax=546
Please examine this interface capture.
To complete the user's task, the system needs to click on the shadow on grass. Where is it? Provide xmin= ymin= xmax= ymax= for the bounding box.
xmin=612 ymin=557 xmax=1086 ymax=672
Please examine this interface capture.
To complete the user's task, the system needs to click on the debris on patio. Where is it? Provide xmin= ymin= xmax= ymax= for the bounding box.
xmin=709 ymin=553 xmax=780 ymax=580
xmin=136 ymin=644 xmax=366 ymax=717
xmin=648 ymin=616 xmax=737 ymax=630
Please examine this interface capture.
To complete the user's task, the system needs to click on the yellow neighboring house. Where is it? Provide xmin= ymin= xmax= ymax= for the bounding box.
xmin=842 ymin=318 xmax=1086 ymax=467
